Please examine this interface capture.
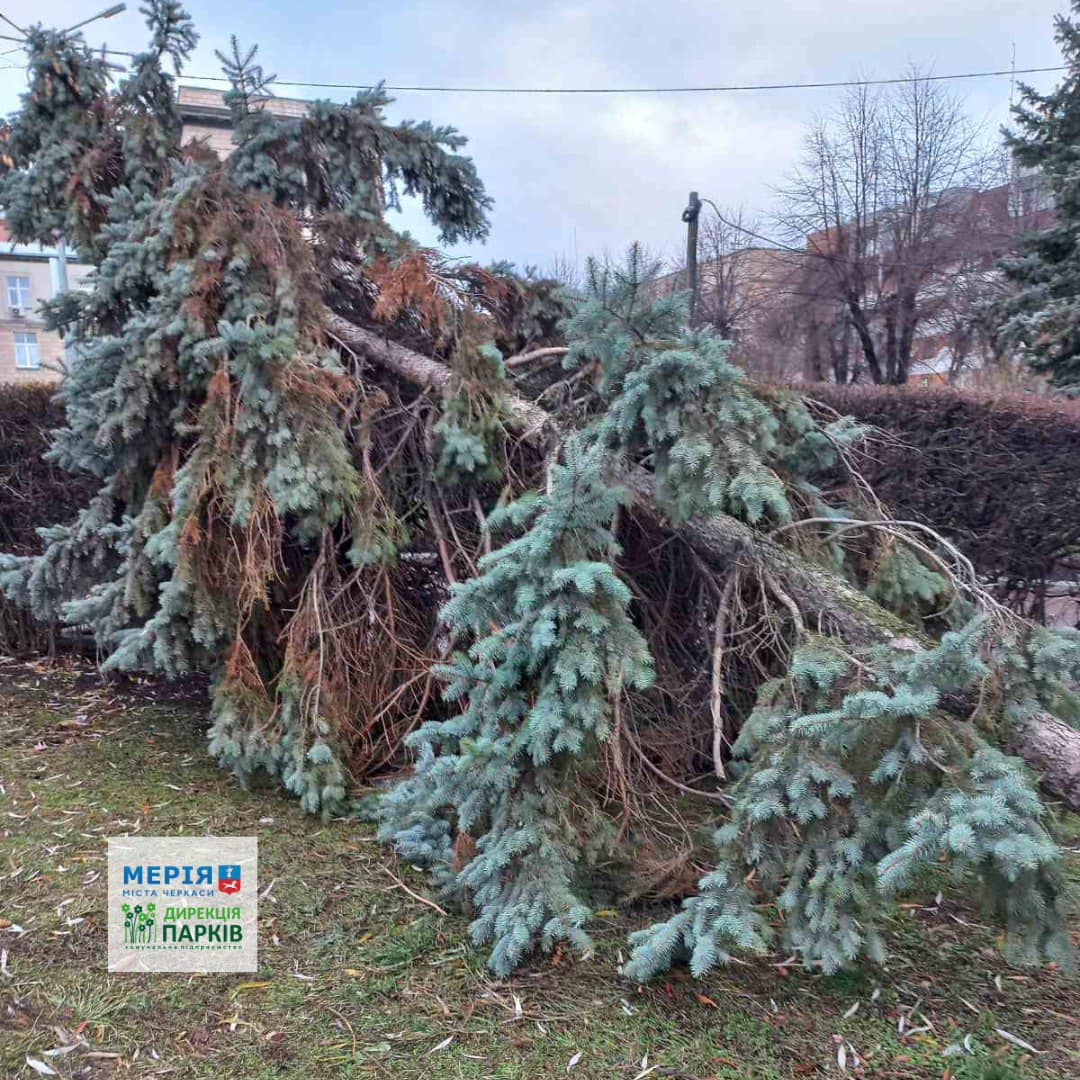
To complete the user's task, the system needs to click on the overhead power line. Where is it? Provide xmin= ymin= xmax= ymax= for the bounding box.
xmin=0 ymin=12 xmax=1064 ymax=98
xmin=0 ymin=12 xmax=25 ymax=36
xmin=0 ymin=34 xmax=1065 ymax=95
xmin=178 ymin=65 xmax=1066 ymax=95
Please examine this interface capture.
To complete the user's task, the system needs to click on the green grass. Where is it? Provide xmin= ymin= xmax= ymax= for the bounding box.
xmin=0 ymin=658 xmax=1077 ymax=1079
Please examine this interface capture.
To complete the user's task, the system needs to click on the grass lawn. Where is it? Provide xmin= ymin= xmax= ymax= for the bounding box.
xmin=0 ymin=657 xmax=1077 ymax=1079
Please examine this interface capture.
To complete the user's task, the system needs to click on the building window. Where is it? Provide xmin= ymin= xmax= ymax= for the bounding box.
xmin=6 ymin=275 xmax=30 ymax=309
xmin=14 ymin=331 xmax=40 ymax=370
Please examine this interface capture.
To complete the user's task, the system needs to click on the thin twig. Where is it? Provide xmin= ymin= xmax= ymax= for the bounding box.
xmin=381 ymin=865 xmax=449 ymax=916
xmin=622 ymin=716 xmax=732 ymax=806
xmin=504 ymin=345 xmax=569 ymax=368
xmin=710 ymin=575 xmax=738 ymax=780
xmin=763 ymin=571 xmax=806 ymax=639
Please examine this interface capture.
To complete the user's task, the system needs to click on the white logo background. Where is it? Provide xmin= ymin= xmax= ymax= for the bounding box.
xmin=107 ymin=836 xmax=257 ymax=973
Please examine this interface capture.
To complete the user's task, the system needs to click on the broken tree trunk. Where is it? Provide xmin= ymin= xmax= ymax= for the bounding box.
xmin=326 ymin=313 xmax=1080 ymax=809
xmin=1010 ymin=711 xmax=1080 ymax=810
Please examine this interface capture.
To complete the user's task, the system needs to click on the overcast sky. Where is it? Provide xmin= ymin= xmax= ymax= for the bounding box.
xmin=0 ymin=1 xmax=1068 ymax=269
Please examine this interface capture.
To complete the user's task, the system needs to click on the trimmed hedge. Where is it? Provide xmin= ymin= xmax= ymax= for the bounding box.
xmin=807 ymin=384 xmax=1080 ymax=622
xmin=1 ymin=379 xmax=1077 ymax=649
xmin=0 ymin=382 xmax=92 ymax=653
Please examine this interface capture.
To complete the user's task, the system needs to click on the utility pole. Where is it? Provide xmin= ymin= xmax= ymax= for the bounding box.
xmin=682 ymin=191 xmax=702 ymax=327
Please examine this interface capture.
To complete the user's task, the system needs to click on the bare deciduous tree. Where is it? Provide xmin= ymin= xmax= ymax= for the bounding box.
xmin=694 ymin=207 xmax=760 ymax=342
xmin=777 ymin=72 xmax=1000 ymax=384
xmin=676 ymin=208 xmax=812 ymax=382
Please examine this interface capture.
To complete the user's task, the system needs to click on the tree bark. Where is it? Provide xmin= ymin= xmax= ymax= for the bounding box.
xmin=1010 ymin=712 xmax=1080 ymax=810
xmin=326 ymin=312 xmax=1080 ymax=809
xmin=845 ymin=297 xmax=883 ymax=384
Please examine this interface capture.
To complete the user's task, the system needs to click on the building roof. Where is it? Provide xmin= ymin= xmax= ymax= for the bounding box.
xmin=176 ymin=85 xmax=311 ymax=125
xmin=0 ymin=217 xmax=72 ymax=262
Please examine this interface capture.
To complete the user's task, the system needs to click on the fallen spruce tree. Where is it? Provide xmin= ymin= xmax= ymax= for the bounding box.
xmin=1 ymin=4 xmax=1078 ymax=980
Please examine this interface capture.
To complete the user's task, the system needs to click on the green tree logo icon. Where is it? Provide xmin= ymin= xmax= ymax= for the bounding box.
xmin=121 ymin=902 xmax=157 ymax=945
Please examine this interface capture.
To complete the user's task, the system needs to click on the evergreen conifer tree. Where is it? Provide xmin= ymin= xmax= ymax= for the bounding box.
xmin=384 ymin=253 xmax=1080 ymax=975
xmin=0 ymin=3 xmax=493 ymax=814
xmin=996 ymin=0 xmax=1080 ymax=391
xmin=624 ymin=618 xmax=1074 ymax=979
xmin=381 ymin=438 xmax=653 ymax=975
xmin=3 ymin=7 xmax=1078 ymax=983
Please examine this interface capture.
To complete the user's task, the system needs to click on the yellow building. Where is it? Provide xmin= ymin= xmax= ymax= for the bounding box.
xmin=0 ymin=86 xmax=310 ymax=385
xmin=176 ymin=85 xmax=309 ymax=155
xmin=0 ymin=224 xmax=92 ymax=384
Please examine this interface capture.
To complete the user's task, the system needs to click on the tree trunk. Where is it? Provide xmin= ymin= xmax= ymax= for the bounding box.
xmin=1011 ymin=711 xmax=1080 ymax=809
xmin=846 ymin=298 xmax=883 ymax=384
xmin=895 ymin=287 xmax=918 ymax=385
xmin=884 ymin=297 xmax=899 ymax=384
xmin=326 ymin=312 xmax=1080 ymax=809
xmin=830 ymin=314 xmax=852 ymax=385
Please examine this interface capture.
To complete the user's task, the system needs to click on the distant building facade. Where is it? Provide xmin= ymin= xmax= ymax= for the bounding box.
xmin=664 ymin=171 xmax=1056 ymax=387
xmin=176 ymin=85 xmax=310 ymax=155
xmin=0 ymin=216 xmax=91 ymax=384
xmin=0 ymin=86 xmax=311 ymax=386
xmin=799 ymin=173 xmax=1055 ymax=387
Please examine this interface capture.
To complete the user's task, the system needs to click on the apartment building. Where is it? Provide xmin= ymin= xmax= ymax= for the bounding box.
xmin=176 ymin=84 xmax=310 ymax=154
xmin=800 ymin=174 xmax=1056 ymax=386
xmin=0 ymin=217 xmax=92 ymax=385
xmin=0 ymin=87 xmax=311 ymax=386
